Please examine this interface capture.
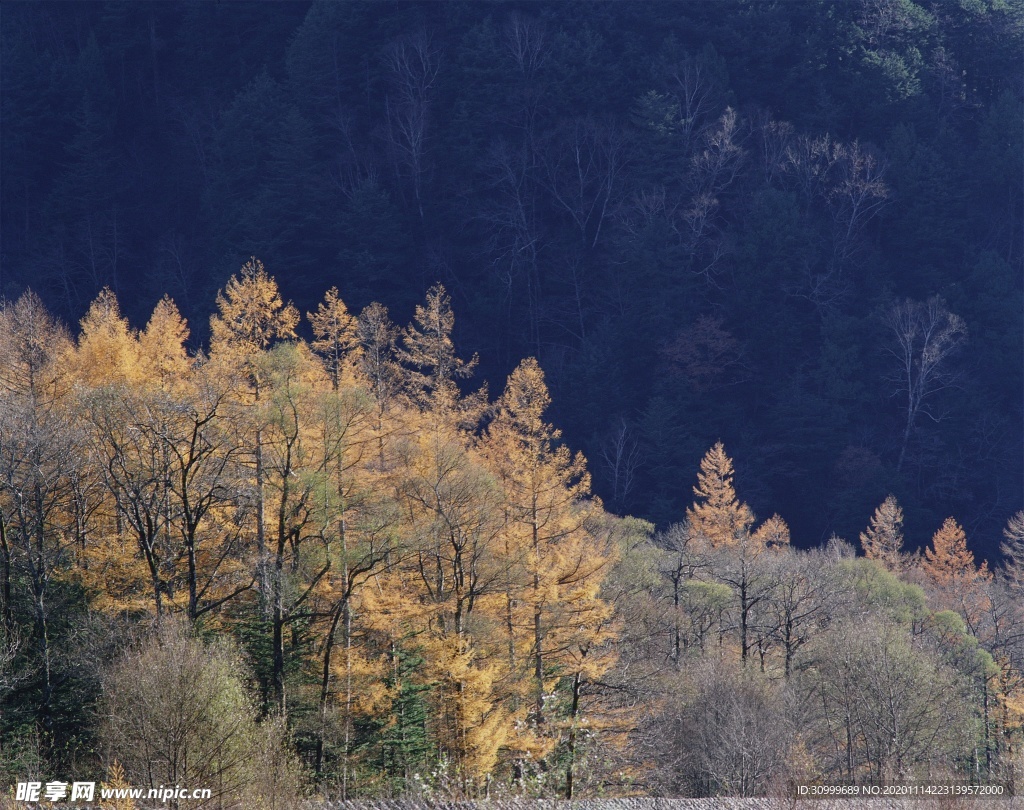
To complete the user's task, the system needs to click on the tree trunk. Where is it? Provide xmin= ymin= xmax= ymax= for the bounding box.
xmin=565 ymin=671 xmax=583 ymax=799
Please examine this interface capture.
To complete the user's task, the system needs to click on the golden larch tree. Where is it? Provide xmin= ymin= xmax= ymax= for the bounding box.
xmin=386 ymin=396 xmax=510 ymax=783
xmin=683 ymin=446 xmax=788 ymax=665
xmin=209 ymin=258 xmax=299 ymax=613
xmin=922 ymin=516 xmax=991 ymax=632
xmin=138 ymin=295 xmax=192 ymax=391
xmin=686 ymin=441 xmax=754 ymax=548
xmin=399 ymin=283 xmax=478 ymax=411
xmin=483 ymin=358 xmax=617 ymax=790
xmin=923 ymin=517 xmax=984 ymax=586
xmin=0 ymin=289 xmax=73 ymax=404
xmin=308 ymin=287 xmax=359 ymax=389
xmin=209 ymin=257 xmax=299 ymax=360
xmin=355 ymin=302 xmax=404 ymax=416
xmin=752 ymin=513 xmax=791 ymax=550
xmin=75 ymin=287 xmax=142 ymax=386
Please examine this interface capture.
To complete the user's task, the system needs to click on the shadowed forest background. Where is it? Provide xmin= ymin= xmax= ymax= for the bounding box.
xmin=1 ymin=0 xmax=1024 ymax=803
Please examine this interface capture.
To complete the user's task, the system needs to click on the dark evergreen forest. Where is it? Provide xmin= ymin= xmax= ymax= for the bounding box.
xmin=3 ymin=0 xmax=1022 ymax=559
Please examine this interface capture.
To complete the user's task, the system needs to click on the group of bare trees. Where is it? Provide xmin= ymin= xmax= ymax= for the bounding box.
xmin=599 ymin=444 xmax=1024 ymax=797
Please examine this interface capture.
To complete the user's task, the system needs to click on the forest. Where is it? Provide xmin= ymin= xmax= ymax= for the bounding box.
xmin=0 ymin=268 xmax=1021 ymax=802
xmin=0 ymin=0 xmax=1022 ymax=803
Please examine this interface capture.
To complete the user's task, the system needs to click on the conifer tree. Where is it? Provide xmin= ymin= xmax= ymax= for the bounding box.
xmin=210 ymin=257 xmax=299 ymax=360
xmin=923 ymin=517 xmax=984 ymax=586
xmin=684 ymin=445 xmax=789 ymax=665
xmin=75 ymin=288 xmax=141 ymax=386
xmin=102 ymin=762 xmax=136 ymax=810
xmin=356 ymin=302 xmax=404 ymax=415
xmin=686 ymin=442 xmax=754 ymax=548
xmin=209 ymin=258 xmax=299 ymax=615
xmin=922 ymin=517 xmax=991 ymax=631
xmin=0 ymin=290 xmax=73 ymax=406
xmin=860 ymin=495 xmax=905 ymax=570
xmin=752 ymin=514 xmax=791 ymax=550
xmin=308 ymin=287 xmax=359 ymax=389
xmin=399 ymin=284 xmax=478 ymax=411
xmin=138 ymin=295 xmax=191 ymax=391
xmin=355 ymin=302 xmax=405 ymax=470
xmin=1000 ymin=511 xmax=1024 ymax=588
xmin=483 ymin=358 xmax=616 ymax=785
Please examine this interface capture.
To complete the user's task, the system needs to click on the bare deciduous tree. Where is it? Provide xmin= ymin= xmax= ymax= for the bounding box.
xmin=382 ymin=30 xmax=441 ymax=221
xmin=101 ymin=621 xmax=303 ymax=809
xmin=503 ymin=13 xmax=548 ymax=81
xmin=808 ymin=618 xmax=970 ymax=783
xmin=541 ymin=117 xmax=628 ymax=249
xmin=672 ymin=658 xmax=793 ymax=796
xmin=829 ymin=140 xmax=889 ymax=268
xmin=783 ymin=135 xmax=889 ymax=312
xmin=884 ymin=296 xmax=967 ymax=471
xmin=479 ymin=138 xmax=544 ymax=354
xmin=1001 ymin=512 xmax=1024 ymax=591
xmin=599 ymin=417 xmax=643 ymax=512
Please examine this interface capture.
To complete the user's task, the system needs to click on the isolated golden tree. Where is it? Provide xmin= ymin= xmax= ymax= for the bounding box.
xmin=686 ymin=442 xmax=754 ymax=548
xmin=922 ymin=516 xmax=991 ymax=631
xmin=101 ymin=761 xmax=136 ymax=810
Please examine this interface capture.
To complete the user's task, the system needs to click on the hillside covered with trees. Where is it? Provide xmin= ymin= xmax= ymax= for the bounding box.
xmin=0 ymin=273 xmax=1022 ymax=801
xmin=1 ymin=0 xmax=1023 ymax=803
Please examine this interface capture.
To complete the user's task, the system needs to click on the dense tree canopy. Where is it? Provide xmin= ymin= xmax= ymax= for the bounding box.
xmin=0 ymin=277 xmax=1020 ymax=800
